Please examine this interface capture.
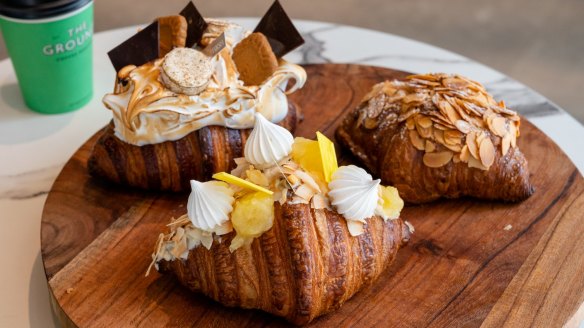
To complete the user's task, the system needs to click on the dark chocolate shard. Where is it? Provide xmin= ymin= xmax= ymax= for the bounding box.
xmin=107 ymin=21 xmax=159 ymax=72
xmin=254 ymin=0 xmax=304 ymax=58
xmin=180 ymin=1 xmax=207 ymax=48
xmin=202 ymin=33 xmax=226 ymax=57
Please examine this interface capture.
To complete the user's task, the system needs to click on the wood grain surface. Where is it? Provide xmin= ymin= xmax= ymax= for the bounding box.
xmin=41 ymin=64 xmax=584 ymax=327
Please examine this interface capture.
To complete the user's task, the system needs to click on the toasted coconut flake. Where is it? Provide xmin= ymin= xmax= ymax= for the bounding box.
xmin=311 ymin=193 xmax=328 ymax=209
xmin=346 ymin=220 xmax=365 ymax=236
xmin=423 ymin=151 xmax=453 ymax=168
xmin=294 ymin=170 xmax=321 ymax=192
xmin=295 ymin=184 xmax=316 ymax=201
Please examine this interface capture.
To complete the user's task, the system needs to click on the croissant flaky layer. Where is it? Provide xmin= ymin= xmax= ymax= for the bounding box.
xmin=336 ymin=77 xmax=534 ymax=204
xmin=158 ymin=201 xmax=411 ymax=325
xmin=88 ymin=102 xmax=299 ymax=192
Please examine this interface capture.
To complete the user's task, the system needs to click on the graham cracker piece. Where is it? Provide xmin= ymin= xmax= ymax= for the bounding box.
xmin=232 ymin=32 xmax=278 ymax=86
xmin=157 ymin=15 xmax=188 ymax=56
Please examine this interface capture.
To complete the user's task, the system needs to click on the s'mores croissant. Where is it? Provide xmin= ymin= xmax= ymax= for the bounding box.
xmin=89 ymin=8 xmax=306 ymax=192
xmin=336 ymin=74 xmax=534 ymax=204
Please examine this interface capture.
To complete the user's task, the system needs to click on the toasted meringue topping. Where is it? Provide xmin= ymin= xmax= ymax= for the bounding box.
xmin=244 ymin=113 xmax=294 ymax=168
xmin=328 ymin=165 xmax=381 ymax=222
xmin=187 ymin=180 xmax=235 ymax=231
xmin=102 ymin=20 xmax=306 ymax=146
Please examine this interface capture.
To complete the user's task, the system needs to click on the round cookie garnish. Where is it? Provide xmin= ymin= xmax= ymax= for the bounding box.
xmin=160 ymin=47 xmax=213 ymax=96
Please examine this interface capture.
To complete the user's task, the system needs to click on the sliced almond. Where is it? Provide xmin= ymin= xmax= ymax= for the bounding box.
xmin=466 ymin=131 xmax=479 ymax=159
xmin=491 ymin=116 xmax=508 ymax=137
xmin=434 ymin=129 xmax=445 ymax=144
xmin=409 ymin=129 xmax=426 ymax=151
xmin=460 ymin=145 xmax=470 ymax=162
xmin=479 ymin=137 xmax=496 ymax=168
xmin=443 ymin=142 xmax=462 ymax=152
xmin=509 ymin=122 xmax=518 ymax=147
xmin=501 ymin=133 xmax=511 ymax=156
xmin=454 ymin=119 xmax=471 ymax=134
xmin=425 ymin=140 xmax=436 ymax=153
xmin=417 ymin=124 xmax=433 ymax=139
xmin=468 ymin=156 xmax=488 ymax=170
xmin=417 ymin=115 xmax=433 ymax=129
xmin=441 ymin=100 xmax=462 ymax=125
xmin=406 ymin=117 xmax=415 ymax=130
xmin=444 ymin=129 xmax=463 ymax=146
xmin=423 ymin=151 xmax=453 ymax=168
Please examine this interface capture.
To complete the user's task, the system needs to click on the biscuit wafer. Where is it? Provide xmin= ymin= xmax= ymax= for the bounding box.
xmin=232 ymin=32 xmax=278 ymax=86
xmin=157 ymin=15 xmax=188 ymax=56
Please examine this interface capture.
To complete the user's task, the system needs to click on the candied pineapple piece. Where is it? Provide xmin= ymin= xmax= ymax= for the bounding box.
xmin=378 ymin=185 xmax=404 ymax=220
xmin=213 ymin=172 xmax=273 ymax=195
xmin=316 ymin=132 xmax=338 ymax=182
xmin=229 ymin=192 xmax=275 ymax=252
xmin=291 ymin=137 xmax=322 ymax=174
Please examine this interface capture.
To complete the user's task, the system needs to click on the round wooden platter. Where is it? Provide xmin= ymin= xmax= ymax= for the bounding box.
xmin=41 ymin=64 xmax=584 ymax=328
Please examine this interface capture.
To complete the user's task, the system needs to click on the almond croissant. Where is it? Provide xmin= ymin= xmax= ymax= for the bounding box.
xmin=157 ymin=200 xmax=411 ymax=325
xmin=336 ymin=74 xmax=534 ymax=204
xmin=87 ymin=102 xmax=299 ymax=192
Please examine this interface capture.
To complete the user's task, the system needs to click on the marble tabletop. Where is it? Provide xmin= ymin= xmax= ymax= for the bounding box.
xmin=0 ymin=18 xmax=582 ymax=327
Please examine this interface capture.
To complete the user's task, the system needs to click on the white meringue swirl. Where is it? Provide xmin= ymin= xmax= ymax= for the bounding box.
xmin=244 ymin=113 xmax=294 ymax=168
xmin=187 ymin=180 xmax=235 ymax=231
xmin=328 ymin=165 xmax=381 ymax=222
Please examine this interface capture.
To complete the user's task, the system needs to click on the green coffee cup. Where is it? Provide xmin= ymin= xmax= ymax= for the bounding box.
xmin=0 ymin=0 xmax=93 ymax=114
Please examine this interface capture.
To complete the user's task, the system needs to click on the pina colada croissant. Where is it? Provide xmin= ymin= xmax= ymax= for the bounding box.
xmin=148 ymin=115 xmax=412 ymax=325
xmin=158 ymin=202 xmax=411 ymax=325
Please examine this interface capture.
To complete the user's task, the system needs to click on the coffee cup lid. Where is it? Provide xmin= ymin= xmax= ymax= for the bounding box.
xmin=0 ymin=0 xmax=91 ymax=19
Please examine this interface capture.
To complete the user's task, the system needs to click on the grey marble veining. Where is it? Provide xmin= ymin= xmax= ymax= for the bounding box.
xmin=0 ymin=164 xmax=62 ymax=200
xmin=296 ymin=26 xmax=561 ymax=118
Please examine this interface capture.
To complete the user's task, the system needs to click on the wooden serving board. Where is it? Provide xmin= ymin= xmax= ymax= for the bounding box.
xmin=41 ymin=64 xmax=584 ymax=327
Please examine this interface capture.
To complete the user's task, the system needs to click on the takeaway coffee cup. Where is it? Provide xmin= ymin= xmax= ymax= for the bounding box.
xmin=0 ymin=0 xmax=93 ymax=114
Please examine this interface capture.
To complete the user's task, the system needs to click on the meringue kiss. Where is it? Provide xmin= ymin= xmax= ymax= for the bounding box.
xmin=244 ymin=113 xmax=294 ymax=168
xmin=187 ymin=180 xmax=235 ymax=231
xmin=328 ymin=165 xmax=381 ymax=222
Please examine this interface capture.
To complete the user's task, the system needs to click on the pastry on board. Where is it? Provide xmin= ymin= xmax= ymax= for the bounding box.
xmin=336 ymin=73 xmax=534 ymax=204
xmin=88 ymin=2 xmax=306 ymax=191
xmin=147 ymin=113 xmax=413 ymax=325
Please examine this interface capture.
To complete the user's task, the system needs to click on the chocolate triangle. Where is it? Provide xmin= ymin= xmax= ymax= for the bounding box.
xmin=180 ymin=1 xmax=207 ymax=48
xmin=254 ymin=0 xmax=304 ymax=58
xmin=107 ymin=21 xmax=159 ymax=72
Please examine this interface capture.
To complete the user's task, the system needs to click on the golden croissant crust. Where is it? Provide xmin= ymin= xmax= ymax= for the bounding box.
xmin=158 ymin=200 xmax=411 ymax=325
xmin=336 ymin=74 xmax=534 ymax=204
xmin=88 ymin=102 xmax=299 ymax=191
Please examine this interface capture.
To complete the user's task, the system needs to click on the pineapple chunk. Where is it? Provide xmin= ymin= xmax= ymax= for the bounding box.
xmin=377 ymin=185 xmax=404 ymax=220
xmin=230 ymin=192 xmax=275 ymax=252
xmin=292 ymin=137 xmax=322 ymax=174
